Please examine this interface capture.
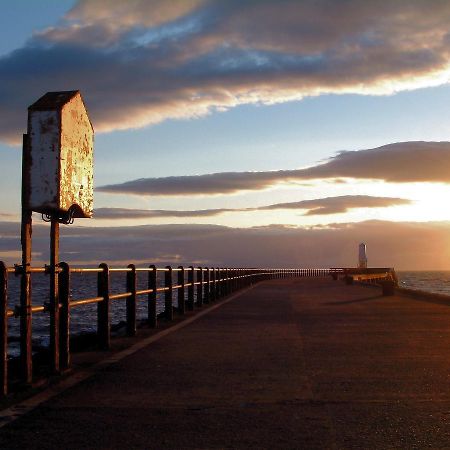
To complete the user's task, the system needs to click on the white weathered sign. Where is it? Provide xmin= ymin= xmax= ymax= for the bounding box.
xmin=27 ymin=91 xmax=94 ymax=219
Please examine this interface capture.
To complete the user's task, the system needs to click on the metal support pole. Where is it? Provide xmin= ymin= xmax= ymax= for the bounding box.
xmin=126 ymin=264 xmax=137 ymax=336
xmin=221 ymin=268 xmax=225 ymax=296
xmin=148 ymin=265 xmax=157 ymax=328
xmin=49 ymin=219 xmax=60 ymax=374
xmin=97 ymin=263 xmax=110 ymax=350
xmin=20 ymin=133 xmax=32 ymax=385
xmin=165 ymin=266 xmax=173 ymax=321
xmin=212 ymin=268 xmax=217 ymax=301
xmin=204 ymin=267 xmax=210 ymax=303
xmin=58 ymin=262 xmax=70 ymax=371
xmin=196 ymin=267 xmax=203 ymax=307
xmin=216 ymin=268 xmax=221 ymax=298
xmin=178 ymin=266 xmax=185 ymax=315
xmin=187 ymin=266 xmax=194 ymax=311
xmin=1 ymin=262 xmax=7 ymax=397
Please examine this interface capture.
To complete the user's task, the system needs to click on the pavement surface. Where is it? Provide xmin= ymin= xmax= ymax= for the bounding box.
xmin=2 ymin=277 xmax=450 ymax=449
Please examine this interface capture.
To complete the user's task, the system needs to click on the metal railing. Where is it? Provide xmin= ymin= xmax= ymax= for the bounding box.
xmin=0 ymin=262 xmax=331 ymax=397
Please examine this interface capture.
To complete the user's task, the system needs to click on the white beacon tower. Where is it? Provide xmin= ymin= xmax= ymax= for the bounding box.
xmin=358 ymin=243 xmax=368 ymax=269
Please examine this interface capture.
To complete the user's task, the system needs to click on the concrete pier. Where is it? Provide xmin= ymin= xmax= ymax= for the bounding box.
xmin=2 ymin=277 xmax=450 ymax=448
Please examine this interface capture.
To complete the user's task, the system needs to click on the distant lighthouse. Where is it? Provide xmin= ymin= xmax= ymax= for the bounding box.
xmin=358 ymin=243 xmax=368 ymax=269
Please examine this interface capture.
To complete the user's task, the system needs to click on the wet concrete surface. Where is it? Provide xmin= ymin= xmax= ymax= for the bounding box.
xmin=2 ymin=278 xmax=450 ymax=448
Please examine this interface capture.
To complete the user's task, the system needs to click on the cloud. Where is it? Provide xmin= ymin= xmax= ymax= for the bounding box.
xmin=0 ymin=213 xmax=16 ymax=219
xmin=94 ymin=207 xmax=230 ymax=219
xmin=2 ymin=1 xmax=450 ymax=143
xmin=97 ymin=141 xmax=450 ymax=196
xmin=1 ymin=219 xmax=450 ymax=270
xmin=94 ymin=195 xmax=411 ymax=219
xmin=258 ymin=195 xmax=412 ymax=216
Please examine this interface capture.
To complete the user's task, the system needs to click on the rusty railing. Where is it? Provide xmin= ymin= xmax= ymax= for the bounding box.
xmin=0 ymin=263 xmax=332 ymax=397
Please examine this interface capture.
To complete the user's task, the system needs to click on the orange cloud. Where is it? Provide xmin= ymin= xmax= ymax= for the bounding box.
xmin=94 ymin=195 xmax=411 ymax=218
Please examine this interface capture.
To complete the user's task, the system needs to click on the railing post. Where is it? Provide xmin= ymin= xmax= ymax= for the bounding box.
xmin=204 ymin=267 xmax=210 ymax=303
xmin=216 ymin=268 xmax=221 ymax=298
xmin=223 ymin=268 xmax=227 ymax=294
xmin=49 ymin=220 xmax=60 ymax=374
xmin=225 ymin=268 xmax=229 ymax=294
xmin=187 ymin=266 xmax=195 ymax=311
xmin=178 ymin=266 xmax=185 ymax=315
xmin=215 ymin=267 xmax=218 ymax=294
xmin=227 ymin=268 xmax=231 ymax=294
xmin=126 ymin=264 xmax=137 ymax=336
xmin=97 ymin=263 xmax=110 ymax=350
xmin=1 ymin=262 xmax=7 ymax=397
xmin=20 ymin=133 xmax=33 ymax=386
xmin=19 ymin=259 xmax=32 ymax=384
xmin=165 ymin=266 xmax=173 ymax=321
xmin=196 ymin=267 xmax=203 ymax=307
xmin=231 ymin=268 xmax=234 ymax=290
xmin=211 ymin=268 xmax=216 ymax=301
xmin=223 ymin=268 xmax=228 ymax=295
xmin=217 ymin=267 xmax=221 ymax=297
xmin=220 ymin=268 xmax=225 ymax=296
xmin=148 ymin=265 xmax=157 ymax=328
xmin=58 ymin=262 xmax=70 ymax=371
xmin=215 ymin=268 xmax=220 ymax=298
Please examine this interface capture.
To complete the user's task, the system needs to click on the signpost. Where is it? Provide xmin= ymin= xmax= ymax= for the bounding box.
xmin=21 ymin=91 xmax=94 ymax=379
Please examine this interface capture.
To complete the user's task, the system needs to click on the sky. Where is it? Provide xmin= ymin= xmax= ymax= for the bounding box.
xmin=1 ymin=0 xmax=450 ymax=269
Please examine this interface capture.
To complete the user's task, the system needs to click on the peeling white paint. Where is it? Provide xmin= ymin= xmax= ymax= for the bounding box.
xmin=29 ymin=110 xmax=60 ymax=213
xmin=28 ymin=92 xmax=94 ymax=218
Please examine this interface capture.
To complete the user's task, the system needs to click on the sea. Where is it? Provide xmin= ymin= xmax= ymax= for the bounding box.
xmin=397 ymin=271 xmax=450 ymax=296
xmin=3 ymin=270 xmax=450 ymax=357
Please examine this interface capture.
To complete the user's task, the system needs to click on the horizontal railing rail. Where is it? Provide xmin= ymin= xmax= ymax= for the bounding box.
xmin=0 ymin=262 xmax=332 ymax=397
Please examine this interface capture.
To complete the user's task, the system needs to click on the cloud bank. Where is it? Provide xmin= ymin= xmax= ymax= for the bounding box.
xmin=2 ymin=1 xmax=450 ymax=143
xmin=94 ymin=195 xmax=410 ymax=219
xmin=97 ymin=141 xmax=450 ymax=196
xmin=1 ymin=219 xmax=449 ymax=270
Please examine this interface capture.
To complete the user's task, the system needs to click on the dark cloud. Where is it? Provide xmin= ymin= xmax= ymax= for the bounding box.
xmin=94 ymin=195 xmax=411 ymax=219
xmin=94 ymin=207 xmax=231 ymax=219
xmin=97 ymin=141 xmax=450 ymax=196
xmin=2 ymin=1 xmax=450 ymax=143
xmin=1 ymin=219 xmax=449 ymax=270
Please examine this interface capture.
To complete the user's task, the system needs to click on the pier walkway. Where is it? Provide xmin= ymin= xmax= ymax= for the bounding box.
xmin=2 ymin=277 xmax=450 ymax=448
